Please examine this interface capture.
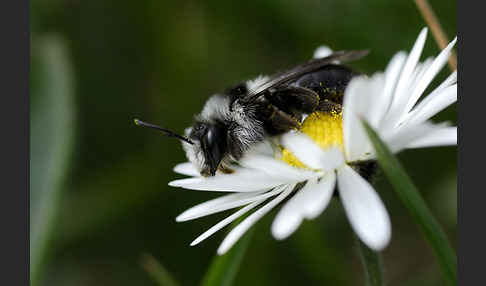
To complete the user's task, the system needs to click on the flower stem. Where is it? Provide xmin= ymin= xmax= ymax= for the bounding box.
xmin=356 ymin=230 xmax=385 ymax=286
xmin=414 ymin=0 xmax=457 ymax=71
xmin=363 ymin=120 xmax=457 ymax=285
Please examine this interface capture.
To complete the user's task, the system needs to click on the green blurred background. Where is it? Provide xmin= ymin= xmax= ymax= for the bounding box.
xmin=30 ymin=0 xmax=457 ymax=285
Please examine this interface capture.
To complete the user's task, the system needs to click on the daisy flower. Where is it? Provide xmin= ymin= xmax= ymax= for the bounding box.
xmin=169 ymin=27 xmax=457 ymax=255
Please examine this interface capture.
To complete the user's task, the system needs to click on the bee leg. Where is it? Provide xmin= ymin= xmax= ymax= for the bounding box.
xmin=218 ymin=164 xmax=235 ymax=174
xmin=317 ymin=99 xmax=342 ymax=114
xmin=262 ymin=104 xmax=301 ymax=136
xmin=264 ymin=86 xmax=320 ymax=118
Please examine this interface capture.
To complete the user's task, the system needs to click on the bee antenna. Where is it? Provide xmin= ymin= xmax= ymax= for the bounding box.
xmin=133 ymin=119 xmax=194 ymax=145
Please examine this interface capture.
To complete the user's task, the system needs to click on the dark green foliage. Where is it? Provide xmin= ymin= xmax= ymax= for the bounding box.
xmin=30 ymin=0 xmax=457 ymax=285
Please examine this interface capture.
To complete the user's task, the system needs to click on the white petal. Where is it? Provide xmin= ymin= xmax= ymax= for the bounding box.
xmin=435 ymin=70 xmax=457 ymax=91
xmin=271 ymin=173 xmax=336 ymax=240
xmin=384 ymin=28 xmax=428 ymax=129
xmin=190 ymin=200 xmax=265 ymax=246
xmin=271 ymin=190 xmax=308 ymax=240
xmin=173 ymin=162 xmax=200 ymax=177
xmin=303 ymin=173 xmax=337 ymax=219
xmin=281 ymin=133 xmax=345 ymax=171
xmin=169 ymin=177 xmax=204 ymax=188
xmin=385 ymin=122 xmax=449 ymax=154
xmin=375 ymin=52 xmax=407 ymax=126
xmin=313 ymin=45 xmax=333 ymax=59
xmin=177 ymin=192 xmax=255 ymax=222
xmin=361 ymin=74 xmax=387 ymax=127
xmin=342 ymin=73 xmax=386 ymax=132
xmin=393 ymin=27 xmax=428 ymax=102
xmin=406 ymin=57 xmax=434 ymax=104
xmin=168 ymin=169 xmax=287 ymax=192
xmin=344 ymin=111 xmax=371 ymax=163
xmin=217 ymin=184 xmax=294 ymax=255
xmin=176 ymin=188 xmax=283 ymax=221
xmin=343 ymin=76 xmax=373 ymax=120
xmin=240 ymin=153 xmax=319 ymax=182
xmin=337 ymin=165 xmax=391 ymax=251
xmin=406 ymin=84 xmax=457 ymax=125
xmin=343 ymin=76 xmax=375 ymax=162
xmin=398 ymin=70 xmax=456 ymax=127
xmin=406 ymin=37 xmax=457 ymax=113
xmin=406 ymin=126 xmax=457 ymax=148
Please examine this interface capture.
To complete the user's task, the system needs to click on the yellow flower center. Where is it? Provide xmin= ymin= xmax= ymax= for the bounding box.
xmin=281 ymin=110 xmax=344 ymax=168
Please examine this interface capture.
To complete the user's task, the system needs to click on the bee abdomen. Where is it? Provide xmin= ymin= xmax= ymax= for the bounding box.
xmin=292 ymin=64 xmax=357 ymax=105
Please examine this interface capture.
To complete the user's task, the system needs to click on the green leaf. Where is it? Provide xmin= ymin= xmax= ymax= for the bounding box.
xmin=357 ymin=236 xmax=384 ymax=286
xmin=30 ymin=36 xmax=76 ymax=285
xmin=200 ymin=224 xmax=254 ymax=286
xmin=362 ymin=120 xmax=457 ymax=285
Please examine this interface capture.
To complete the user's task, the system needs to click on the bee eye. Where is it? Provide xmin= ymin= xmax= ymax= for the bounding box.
xmin=228 ymin=84 xmax=247 ymax=96
xmin=235 ymin=87 xmax=244 ymax=94
xmin=191 ymin=123 xmax=207 ymax=138
xmin=200 ymin=124 xmax=227 ymax=176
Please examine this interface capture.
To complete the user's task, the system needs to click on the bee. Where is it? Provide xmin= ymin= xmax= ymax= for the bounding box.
xmin=135 ymin=50 xmax=368 ymax=176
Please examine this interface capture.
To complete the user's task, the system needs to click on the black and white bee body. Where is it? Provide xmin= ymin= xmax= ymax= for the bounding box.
xmin=184 ymin=50 xmax=368 ymax=176
xmin=136 ymin=50 xmax=368 ymax=177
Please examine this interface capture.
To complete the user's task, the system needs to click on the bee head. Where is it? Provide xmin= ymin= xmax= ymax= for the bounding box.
xmin=180 ymin=91 xmax=266 ymax=176
xmin=184 ymin=121 xmax=228 ymax=176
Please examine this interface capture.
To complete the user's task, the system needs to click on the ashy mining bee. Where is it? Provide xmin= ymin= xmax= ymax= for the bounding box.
xmin=135 ymin=50 xmax=368 ymax=176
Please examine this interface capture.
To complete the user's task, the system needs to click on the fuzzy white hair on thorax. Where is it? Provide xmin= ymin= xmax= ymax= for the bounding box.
xmin=182 ymin=77 xmax=271 ymax=173
xmin=313 ymin=45 xmax=340 ymax=64
xmin=246 ymin=75 xmax=270 ymax=93
xmin=313 ymin=45 xmax=333 ymax=59
xmin=199 ymin=94 xmax=231 ymax=122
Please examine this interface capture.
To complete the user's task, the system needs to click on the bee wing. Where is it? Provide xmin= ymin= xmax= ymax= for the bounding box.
xmin=244 ymin=50 xmax=369 ymax=102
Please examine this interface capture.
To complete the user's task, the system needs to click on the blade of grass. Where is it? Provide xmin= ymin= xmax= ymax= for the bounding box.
xmin=200 ymin=221 xmax=254 ymax=286
xmin=357 ymin=236 xmax=384 ymax=286
xmin=362 ymin=120 xmax=457 ymax=285
xmin=30 ymin=36 xmax=75 ymax=286
xmin=140 ymin=253 xmax=181 ymax=286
